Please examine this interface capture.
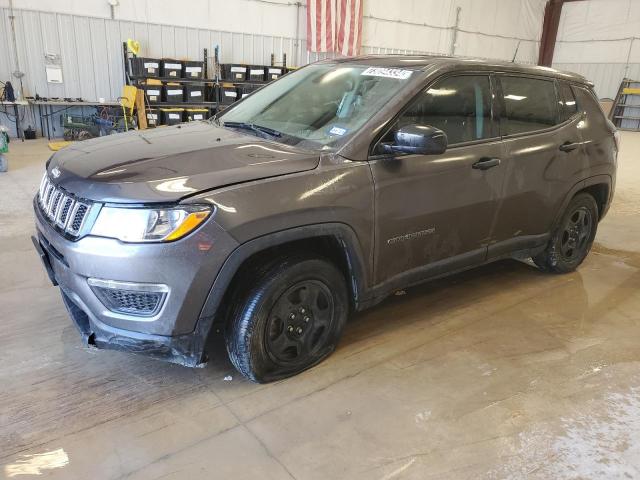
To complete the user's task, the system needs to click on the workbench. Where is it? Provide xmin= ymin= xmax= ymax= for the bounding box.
xmin=30 ymin=100 xmax=121 ymax=140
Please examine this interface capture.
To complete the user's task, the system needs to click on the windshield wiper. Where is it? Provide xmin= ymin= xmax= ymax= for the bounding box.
xmin=222 ymin=121 xmax=282 ymax=138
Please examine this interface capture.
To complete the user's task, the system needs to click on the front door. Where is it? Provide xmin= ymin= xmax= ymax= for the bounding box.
xmin=369 ymin=74 xmax=506 ymax=287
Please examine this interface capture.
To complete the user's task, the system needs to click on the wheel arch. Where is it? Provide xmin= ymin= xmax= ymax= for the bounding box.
xmin=193 ymin=223 xmax=371 ymax=344
xmin=581 ymin=183 xmax=610 ymax=219
xmin=554 ymin=175 xmax=612 ymax=227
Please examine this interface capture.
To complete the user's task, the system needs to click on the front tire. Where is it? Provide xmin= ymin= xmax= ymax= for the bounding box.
xmin=533 ymin=193 xmax=599 ymax=273
xmin=226 ymin=255 xmax=349 ymax=383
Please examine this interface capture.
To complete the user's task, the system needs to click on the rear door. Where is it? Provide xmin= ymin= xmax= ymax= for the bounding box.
xmin=369 ymin=73 xmax=506 ymax=286
xmin=489 ymin=75 xmax=585 ymax=257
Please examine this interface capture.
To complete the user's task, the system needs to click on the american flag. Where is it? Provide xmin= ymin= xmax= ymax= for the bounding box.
xmin=306 ymin=0 xmax=363 ymax=56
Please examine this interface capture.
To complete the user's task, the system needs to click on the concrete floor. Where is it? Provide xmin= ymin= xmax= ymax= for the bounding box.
xmin=1 ymin=134 xmax=640 ymax=479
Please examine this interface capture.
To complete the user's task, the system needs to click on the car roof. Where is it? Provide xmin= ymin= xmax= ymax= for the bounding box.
xmin=318 ymin=54 xmax=590 ymax=85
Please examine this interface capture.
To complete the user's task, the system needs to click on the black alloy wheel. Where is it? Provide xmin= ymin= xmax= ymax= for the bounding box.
xmin=265 ymin=280 xmax=335 ymax=366
xmin=533 ymin=193 xmax=599 ymax=273
xmin=226 ymin=255 xmax=349 ymax=383
xmin=558 ymin=206 xmax=593 ymax=262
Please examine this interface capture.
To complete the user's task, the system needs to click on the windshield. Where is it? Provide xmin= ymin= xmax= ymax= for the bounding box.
xmin=218 ymin=64 xmax=417 ymax=148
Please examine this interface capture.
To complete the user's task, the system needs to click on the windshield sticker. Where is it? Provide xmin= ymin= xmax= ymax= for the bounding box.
xmin=361 ymin=67 xmax=413 ymax=80
xmin=329 ymin=126 xmax=348 ymax=136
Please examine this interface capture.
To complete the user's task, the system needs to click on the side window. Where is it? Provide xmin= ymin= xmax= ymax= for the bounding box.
xmin=558 ymin=82 xmax=578 ymax=122
xmin=500 ymin=76 xmax=558 ymax=135
xmin=378 ymin=75 xmax=494 ymax=151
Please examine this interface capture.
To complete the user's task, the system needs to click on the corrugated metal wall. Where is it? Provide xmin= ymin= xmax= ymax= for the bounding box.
xmin=1 ymin=6 xmax=543 ymax=103
xmin=0 ymin=7 xmax=303 ymax=102
xmin=0 ymin=7 xmax=438 ymax=102
xmin=552 ymin=1 xmax=640 ymax=99
xmin=1 ymin=4 xmax=547 ymax=138
xmin=0 ymin=7 xmax=438 ymax=137
xmin=553 ymin=62 xmax=640 ymax=99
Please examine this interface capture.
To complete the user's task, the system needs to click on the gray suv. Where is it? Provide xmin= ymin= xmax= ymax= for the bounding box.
xmin=33 ymin=56 xmax=618 ymax=382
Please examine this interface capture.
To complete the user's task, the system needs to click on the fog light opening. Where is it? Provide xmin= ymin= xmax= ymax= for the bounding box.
xmin=87 ymin=278 xmax=169 ymax=317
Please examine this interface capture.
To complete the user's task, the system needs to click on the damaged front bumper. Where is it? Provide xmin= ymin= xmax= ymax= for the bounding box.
xmin=32 ymin=231 xmax=209 ymax=367
xmin=32 ymin=197 xmax=238 ymax=367
xmin=59 ymin=287 xmax=207 ymax=367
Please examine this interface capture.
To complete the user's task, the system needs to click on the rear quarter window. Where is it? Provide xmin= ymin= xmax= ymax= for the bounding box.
xmin=573 ymin=85 xmax=608 ymax=130
xmin=558 ymin=82 xmax=579 ymax=122
xmin=500 ymin=76 xmax=558 ymax=135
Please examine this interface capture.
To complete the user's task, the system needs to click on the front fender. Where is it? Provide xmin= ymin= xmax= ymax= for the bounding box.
xmin=192 ymin=222 xmax=372 ymax=349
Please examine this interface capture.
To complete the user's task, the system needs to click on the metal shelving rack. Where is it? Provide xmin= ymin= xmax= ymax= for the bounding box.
xmin=122 ymin=43 xmax=290 ymax=124
xmin=609 ymin=78 xmax=640 ymax=131
xmin=123 ymin=45 xmax=216 ymax=122
xmin=212 ymin=50 xmax=288 ymax=113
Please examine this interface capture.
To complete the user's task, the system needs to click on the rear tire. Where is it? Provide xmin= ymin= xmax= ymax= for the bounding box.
xmin=225 ymin=255 xmax=349 ymax=383
xmin=533 ymin=193 xmax=599 ymax=273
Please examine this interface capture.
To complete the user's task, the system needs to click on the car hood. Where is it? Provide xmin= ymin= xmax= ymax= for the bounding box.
xmin=48 ymin=122 xmax=320 ymax=203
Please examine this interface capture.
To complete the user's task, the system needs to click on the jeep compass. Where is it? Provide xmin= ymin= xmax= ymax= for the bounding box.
xmin=33 ymin=56 xmax=617 ymax=382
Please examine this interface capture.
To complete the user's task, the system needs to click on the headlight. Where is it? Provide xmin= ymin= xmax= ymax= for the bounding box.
xmin=90 ymin=205 xmax=211 ymax=242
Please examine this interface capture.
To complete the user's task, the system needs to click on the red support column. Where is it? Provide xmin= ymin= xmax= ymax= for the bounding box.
xmin=538 ymin=0 xmax=564 ymax=66
xmin=538 ymin=0 xmax=586 ymax=66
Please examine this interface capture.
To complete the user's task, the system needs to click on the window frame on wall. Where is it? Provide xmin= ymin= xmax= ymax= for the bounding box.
xmin=496 ymin=73 xmax=563 ymax=138
xmin=369 ymin=72 xmax=502 ymax=159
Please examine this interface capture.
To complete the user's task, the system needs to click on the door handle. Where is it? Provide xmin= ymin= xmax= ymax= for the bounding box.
xmin=559 ymin=141 xmax=579 ymax=152
xmin=472 ymin=157 xmax=501 ymax=170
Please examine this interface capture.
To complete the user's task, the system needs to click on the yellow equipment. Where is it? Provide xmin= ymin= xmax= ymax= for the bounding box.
xmin=48 ymin=141 xmax=73 ymax=151
xmin=127 ymin=39 xmax=140 ymax=56
xmin=118 ymin=85 xmax=138 ymax=131
xmin=120 ymin=85 xmax=137 ymax=114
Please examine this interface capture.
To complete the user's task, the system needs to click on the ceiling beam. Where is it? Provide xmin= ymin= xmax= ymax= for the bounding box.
xmin=538 ymin=0 xmax=586 ymax=66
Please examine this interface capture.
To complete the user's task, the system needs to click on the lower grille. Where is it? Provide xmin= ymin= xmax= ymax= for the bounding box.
xmin=88 ymin=278 xmax=169 ymax=317
xmin=37 ymin=173 xmax=93 ymax=238
xmin=99 ymin=289 xmax=163 ymax=315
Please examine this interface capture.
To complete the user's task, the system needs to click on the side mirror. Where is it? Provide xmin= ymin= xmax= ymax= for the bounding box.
xmin=383 ymin=124 xmax=448 ymax=155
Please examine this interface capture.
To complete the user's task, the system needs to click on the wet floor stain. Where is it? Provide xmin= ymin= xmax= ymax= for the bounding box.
xmin=486 ymin=383 xmax=640 ymax=479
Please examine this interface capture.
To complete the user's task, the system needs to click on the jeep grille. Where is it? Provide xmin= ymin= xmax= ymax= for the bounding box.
xmin=37 ymin=173 xmax=93 ymax=238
